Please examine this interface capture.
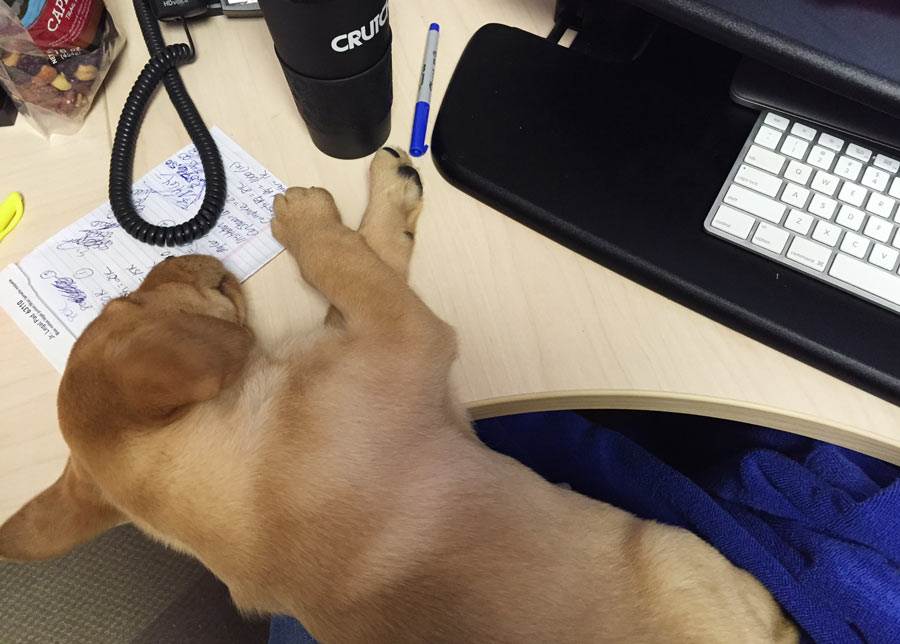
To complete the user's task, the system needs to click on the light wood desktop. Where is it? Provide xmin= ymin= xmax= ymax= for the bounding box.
xmin=2 ymin=0 xmax=899 ymax=523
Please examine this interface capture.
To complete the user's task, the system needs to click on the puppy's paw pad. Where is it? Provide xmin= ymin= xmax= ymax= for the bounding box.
xmin=370 ymin=147 xmax=424 ymax=216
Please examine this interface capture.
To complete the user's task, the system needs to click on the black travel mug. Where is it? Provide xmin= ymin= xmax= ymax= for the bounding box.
xmin=257 ymin=0 xmax=393 ymax=159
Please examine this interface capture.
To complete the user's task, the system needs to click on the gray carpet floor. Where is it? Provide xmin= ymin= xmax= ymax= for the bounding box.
xmin=0 ymin=525 xmax=268 ymax=643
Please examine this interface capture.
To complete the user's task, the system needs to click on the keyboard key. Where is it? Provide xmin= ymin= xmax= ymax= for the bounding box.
xmin=864 ymin=216 xmax=893 ymax=243
xmin=893 ymin=228 xmax=900 ymax=250
xmin=782 ymin=136 xmax=809 ymax=160
xmin=818 ymin=132 xmax=844 ymax=152
xmin=840 ymin=231 xmax=870 ymax=258
xmin=836 ymin=205 xmax=865 ymax=231
xmin=791 ymin=123 xmax=817 ymax=141
xmin=754 ymin=126 xmax=783 ymax=150
xmin=781 ymin=183 xmax=810 ymax=208
xmin=734 ymin=164 xmax=782 ymax=198
xmin=834 ymin=156 xmax=863 ymax=181
xmin=812 ymin=220 xmax=842 ymax=247
xmin=785 ymin=160 xmax=813 ymax=185
xmin=847 ymin=143 xmax=873 ymax=162
xmin=764 ymin=112 xmax=790 ymax=130
xmin=891 ymin=178 xmax=900 ymax=200
xmin=874 ymin=154 xmax=900 ymax=174
xmin=808 ymin=145 xmax=835 ymax=170
xmin=788 ymin=237 xmax=831 ymax=271
xmin=711 ymin=205 xmax=755 ymax=239
xmin=785 ymin=209 xmax=814 ymax=235
xmin=724 ymin=185 xmax=786 ymax=223
xmin=867 ymin=193 xmax=896 ymax=219
xmin=862 ymin=166 xmax=890 ymax=192
xmin=752 ymin=222 xmax=790 ymax=254
xmin=870 ymin=244 xmax=899 ymax=271
xmin=838 ymin=181 xmax=868 ymax=207
xmin=810 ymin=171 xmax=839 ymax=196
xmin=745 ymin=144 xmax=786 ymax=175
xmin=830 ymin=254 xmax=900 ymax=305
xmin=809 ymin=193 xmax=838 ymax=219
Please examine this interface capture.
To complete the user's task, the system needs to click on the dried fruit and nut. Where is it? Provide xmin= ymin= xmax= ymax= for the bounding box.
xmin=0 ymin=0 xmax=122 ymax=134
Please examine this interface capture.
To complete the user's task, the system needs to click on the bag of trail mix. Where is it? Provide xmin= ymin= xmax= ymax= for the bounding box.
xmin=0 ymin=0 xmax=123 ymax=134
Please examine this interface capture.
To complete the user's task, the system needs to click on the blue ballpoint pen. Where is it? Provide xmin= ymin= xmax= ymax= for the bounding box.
xmin=410 ymin=23 xmax=440 ymax=157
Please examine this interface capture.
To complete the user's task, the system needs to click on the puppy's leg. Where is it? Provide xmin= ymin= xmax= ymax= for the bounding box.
xmin=271 ymin=172 xmax=438 ymax=342
xmin=324 ymin=146 xmax=424 ymax=327
xmin=359 ymin=146 xmax=423 ymax=278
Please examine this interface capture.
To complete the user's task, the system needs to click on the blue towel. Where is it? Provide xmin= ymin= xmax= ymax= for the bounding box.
xmin=270 ymin=412 xmax=900 ymax=644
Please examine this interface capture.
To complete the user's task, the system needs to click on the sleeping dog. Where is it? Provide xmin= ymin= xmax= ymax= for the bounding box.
xmin=0 ymin=148 xmax=797 ymax=643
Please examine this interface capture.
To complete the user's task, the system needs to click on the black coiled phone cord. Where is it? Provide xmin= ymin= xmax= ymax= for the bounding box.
xmin=109 ymin=0 xmax=225 ymax=247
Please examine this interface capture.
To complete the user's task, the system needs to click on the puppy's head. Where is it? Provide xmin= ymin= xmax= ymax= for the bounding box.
xmin=0 ymin=255 xmax=253 ymax=561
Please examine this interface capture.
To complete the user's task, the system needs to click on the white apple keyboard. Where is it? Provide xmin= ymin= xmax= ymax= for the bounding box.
xmin=705 ymin=111 xmax=900 ymax=314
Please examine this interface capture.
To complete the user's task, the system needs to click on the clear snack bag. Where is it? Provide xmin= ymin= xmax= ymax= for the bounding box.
xmin=0 ymin=0 xmax=123 ymax=135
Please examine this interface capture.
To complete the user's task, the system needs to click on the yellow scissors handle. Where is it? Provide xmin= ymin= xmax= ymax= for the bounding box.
xmin=0 ymin=192 xmax=24 ymax=242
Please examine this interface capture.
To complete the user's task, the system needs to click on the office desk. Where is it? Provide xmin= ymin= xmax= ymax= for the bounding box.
xmin=2 ymin=0 xmax=899 ymax=523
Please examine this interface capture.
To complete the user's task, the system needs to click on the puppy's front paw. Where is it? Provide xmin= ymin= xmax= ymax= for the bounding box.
xmin=367 ymin=147 xmax=424 ymax=238
xmin=272 ymin=187 xmax=341 ymax=247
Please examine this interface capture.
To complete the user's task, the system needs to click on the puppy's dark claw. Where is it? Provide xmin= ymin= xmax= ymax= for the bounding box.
xmin=397 ymin=165 xmax=423 ymax=193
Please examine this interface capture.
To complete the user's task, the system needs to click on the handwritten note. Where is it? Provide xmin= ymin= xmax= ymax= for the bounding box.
xmin=0 ymin=128 xmax=285 ymax=372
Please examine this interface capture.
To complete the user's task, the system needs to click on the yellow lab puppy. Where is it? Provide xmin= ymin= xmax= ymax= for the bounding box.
xmin=0 ymin=149 xmax=797 ymax=643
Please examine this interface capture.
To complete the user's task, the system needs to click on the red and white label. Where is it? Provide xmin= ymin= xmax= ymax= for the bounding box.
xmin=26 ymin=0 xmax=102 ymax=51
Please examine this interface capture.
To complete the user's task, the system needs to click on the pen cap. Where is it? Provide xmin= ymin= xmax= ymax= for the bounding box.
xmin=409 ymin=101 xmax=430 ymax=157
xmin=257 ymin=0 xmax=393 ymax=158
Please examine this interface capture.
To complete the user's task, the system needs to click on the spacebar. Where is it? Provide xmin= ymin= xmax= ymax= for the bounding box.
xmin=829 ymin=254 xmax=900 ymax=306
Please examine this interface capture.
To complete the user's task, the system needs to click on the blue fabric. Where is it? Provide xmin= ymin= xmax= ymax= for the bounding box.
xmin=269 ymin=412 xmax=900 ymax=644
xmin=269 ymin=615 xmax=317 ymax=644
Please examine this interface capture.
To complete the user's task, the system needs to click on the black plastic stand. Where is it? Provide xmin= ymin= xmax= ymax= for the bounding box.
xmin=432 ymin=20 xmax=900 ymax=405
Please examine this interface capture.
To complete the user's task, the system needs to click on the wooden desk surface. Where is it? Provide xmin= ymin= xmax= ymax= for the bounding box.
xmin=2 ymin=0 xmax=899 ymax=522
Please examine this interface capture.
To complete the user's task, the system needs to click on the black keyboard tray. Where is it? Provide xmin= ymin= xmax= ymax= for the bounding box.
xmin=432 ymin=22 xmax=900 ymax=406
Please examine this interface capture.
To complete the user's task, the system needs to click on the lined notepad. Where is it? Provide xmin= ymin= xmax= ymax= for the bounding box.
xmin=0 ymin=128 xmax=285 ymax=372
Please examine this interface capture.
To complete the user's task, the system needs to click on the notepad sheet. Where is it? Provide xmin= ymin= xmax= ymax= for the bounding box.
xmin=0 ymin=128 xmax=285 ymax=372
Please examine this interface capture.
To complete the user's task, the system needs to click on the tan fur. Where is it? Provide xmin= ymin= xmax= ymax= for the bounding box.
xmin=0 ymin=149 xmax=797 ymax=643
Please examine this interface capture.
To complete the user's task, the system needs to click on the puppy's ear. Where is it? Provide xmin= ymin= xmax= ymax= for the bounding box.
xmin=0 ymin=458 xmax=124 ymax=561
xmin=108 ymin=314 xmax=252 ymax=419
